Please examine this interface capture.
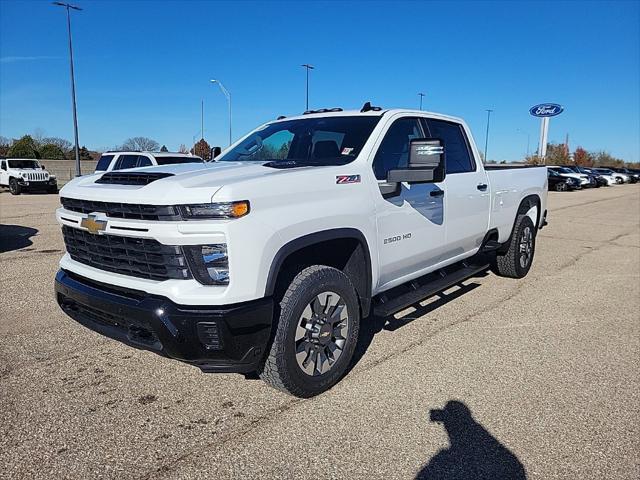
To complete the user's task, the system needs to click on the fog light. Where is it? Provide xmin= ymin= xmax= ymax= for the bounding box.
xmin=183 ymin=244 xmax=229 ymax=285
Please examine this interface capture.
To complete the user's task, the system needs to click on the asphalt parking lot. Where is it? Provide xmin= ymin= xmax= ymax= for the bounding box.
xmin=1 ymin=185 xmax=638 ymax=480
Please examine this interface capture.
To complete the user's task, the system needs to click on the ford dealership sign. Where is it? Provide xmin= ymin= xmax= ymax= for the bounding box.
xmin=530 ymin=103 xmax=563 ymax=117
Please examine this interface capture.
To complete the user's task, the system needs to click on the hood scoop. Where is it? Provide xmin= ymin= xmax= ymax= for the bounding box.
xmin=95 ymin=172 xmax=174 ymax=186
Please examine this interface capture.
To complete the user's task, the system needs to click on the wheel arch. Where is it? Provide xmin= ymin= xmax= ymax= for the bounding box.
xmin=499 ymin=194 xmax=541 ymax=253
xmin=265 ymin=228 xmax=373 ymax=318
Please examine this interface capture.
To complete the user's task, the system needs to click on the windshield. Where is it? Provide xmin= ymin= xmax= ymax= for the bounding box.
xmin=556 ymin=167 xmax=574 ymax=174
xmin=218 ymin=116 xmax=381 ymax=166
xmin=155 ymin=156 xmax=204 ymax=165
xmin=8 ymin=160 xmax=40 ymax=169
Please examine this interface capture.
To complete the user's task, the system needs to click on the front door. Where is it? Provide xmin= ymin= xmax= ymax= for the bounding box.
xmin=370 ymin=115 xmax=447 ymax=290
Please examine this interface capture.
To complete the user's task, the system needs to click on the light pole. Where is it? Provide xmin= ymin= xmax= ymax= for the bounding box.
xmin=210 ymin=79 xmax=232 ymax=146
xmin=418 ymin=92 xmax=425 ymax=110
xmin=53 ymin=2 xmax=82 ymax=176
xmin=484 ymin=109 xmax=493 ymax=163
xmin=301 ymin=64 xmax=314 ymax=111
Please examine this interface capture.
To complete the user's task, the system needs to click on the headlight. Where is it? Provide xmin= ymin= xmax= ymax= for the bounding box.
xmin=183 ymin=244 xmax=229 ymax=285
xmin=178 ymin=201 xmax=250 ymax=219
xmin=50 ymin=174 xmax=56 ymax=180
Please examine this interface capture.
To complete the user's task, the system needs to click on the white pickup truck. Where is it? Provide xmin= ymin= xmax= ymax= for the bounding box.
xmin=55 ymin=104 xmax=548 ymax=397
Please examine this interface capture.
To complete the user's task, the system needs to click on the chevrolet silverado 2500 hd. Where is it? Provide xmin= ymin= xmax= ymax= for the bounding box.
xmin=54 ymin=105 xmax=548 ymax=397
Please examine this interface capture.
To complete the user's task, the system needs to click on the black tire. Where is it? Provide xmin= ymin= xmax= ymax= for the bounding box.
xmin=47 ymin=186 xmax=58 ymax=194
xmin=9 ymin=178 xmax=21 ymax=195
xmin=259 ymin=265 xmax=360 ymax=397
xmin=493 ymin=214 xmax=536 ymax=279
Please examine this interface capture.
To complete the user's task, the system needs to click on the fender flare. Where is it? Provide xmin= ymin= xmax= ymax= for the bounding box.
xmin=264 ymin=228 xmax=373 ymax=316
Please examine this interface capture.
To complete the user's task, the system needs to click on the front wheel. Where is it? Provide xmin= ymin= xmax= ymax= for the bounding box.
xmin=9 ymin=178 xmax=21 ymax=195
xmin=259 ymin=265 xmax=360 ymax=397
xmin=555 ymin=182 xmax=567 ymax=192
xmin=493 ymin=214 xmax=536 ymax=279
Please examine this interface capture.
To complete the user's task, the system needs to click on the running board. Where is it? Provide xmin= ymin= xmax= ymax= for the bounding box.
xmin=373 ymin=262 xmax=490 ymax=318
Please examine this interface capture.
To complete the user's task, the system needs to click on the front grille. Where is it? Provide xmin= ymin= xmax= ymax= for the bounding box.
xmin=61 ymin=197 xmax=181 ymax=221
xmin=62 ymin=225 xmax=191 ymax=281
xmin=96 ymin=172 xmax=174 ymax=185
xmin=25 ymin=172 xmax=48 ymax=181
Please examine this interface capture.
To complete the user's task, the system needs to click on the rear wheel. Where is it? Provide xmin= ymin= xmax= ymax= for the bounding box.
xmin=493 ymin=214 xmax=536 ymax=279
xmin=9 ymin=178 xmax=21 ymax=195
xmin=555 ymin=182 xmax=567 ymax=192
xmin=259 ymin=265 xmax=360 ymax=397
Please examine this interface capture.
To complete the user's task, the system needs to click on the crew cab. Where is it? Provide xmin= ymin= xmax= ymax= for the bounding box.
xmin=54 ymin=105 xmax=548 ymax=397
xmin=94 ymin=151 xmax=204 ymax=173
xmin=1 ymin=158 xmax=57 ymax=195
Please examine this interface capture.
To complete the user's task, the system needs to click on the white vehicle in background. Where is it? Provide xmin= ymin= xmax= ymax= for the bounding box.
xmin=0 ymin=158 xmax=57 ymax=195
xmin=55 ymin=104 xmax=548 ymax=397
xmin=94 ymin=151 xmax=204 ymax=173
xmin=589 ymin=168 xmax=618 ymax=186
xmin=547 ymin=166 xmax=589 ymax=187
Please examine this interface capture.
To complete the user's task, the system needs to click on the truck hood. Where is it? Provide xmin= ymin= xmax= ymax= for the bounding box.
xmin=59 ymin=161 xmax=314 ymax=204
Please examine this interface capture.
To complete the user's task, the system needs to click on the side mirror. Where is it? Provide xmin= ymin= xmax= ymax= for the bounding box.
xmin=380 ymin=139 xmax=445 ymax=196
xmin=210 ymin=146 xmax=222 ymax=160
xmin=41 ymin=164 xmax=46 ymax=170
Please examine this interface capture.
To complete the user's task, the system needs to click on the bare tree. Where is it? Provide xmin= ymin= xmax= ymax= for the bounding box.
xmin=31 ymin=128 xmax=46 ymax=147
xmin=43 ymin=137 xmax=73 ymax=152
xmin=178 ymin=144 xmax=189 ymax=154
xmin=121 ymin=137 xmax=160 ymax=152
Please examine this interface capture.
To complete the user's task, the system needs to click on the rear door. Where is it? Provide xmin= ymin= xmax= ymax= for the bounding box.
xmin=424 ymin=118 xmax=490 ymax=257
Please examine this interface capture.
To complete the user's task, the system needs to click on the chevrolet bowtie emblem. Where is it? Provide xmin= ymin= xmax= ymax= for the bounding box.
xmin=80 ymin=214 xmax=107 ymax=235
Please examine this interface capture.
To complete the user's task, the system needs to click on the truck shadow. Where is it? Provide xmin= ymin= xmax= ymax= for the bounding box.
xmin=351 ymin=273 xmax=487 ymax=369
xmin=0 ymin=224 xmax=39 ymax=253
xmin=416 ymin=400 xmax=527 ymax=479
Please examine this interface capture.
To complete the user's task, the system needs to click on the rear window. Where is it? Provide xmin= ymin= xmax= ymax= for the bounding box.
xmin=155 ymin=156 xmax=204 ymax=165
xmin=95 ymin=155 xmax=114 ymax=172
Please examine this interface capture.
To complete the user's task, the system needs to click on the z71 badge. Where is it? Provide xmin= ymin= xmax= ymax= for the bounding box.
xmin=336 ymin=175 xmax=361 ymax=184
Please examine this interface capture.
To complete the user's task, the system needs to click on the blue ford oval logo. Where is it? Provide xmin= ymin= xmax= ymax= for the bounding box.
xmin=530 ymin=103 xmax=564 ymax=117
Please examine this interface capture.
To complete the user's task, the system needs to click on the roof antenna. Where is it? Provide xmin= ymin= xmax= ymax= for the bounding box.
xmin=361 ymin=101 xmax=382 ymax=112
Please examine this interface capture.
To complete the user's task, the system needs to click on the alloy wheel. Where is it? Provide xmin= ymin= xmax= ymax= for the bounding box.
xmin=294 ymin=291 xmax=349 ymax=376
xmin=519 ymin=226 xmax=533 ymax=269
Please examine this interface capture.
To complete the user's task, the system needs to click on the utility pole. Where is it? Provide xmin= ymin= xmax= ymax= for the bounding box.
xmin=210 ymin=80 xmax=232 ymax=146
xmin=484 ymin=109 xmax=493 ymax=163
xmin=418 ymin=92 xmax=425 ymax=110
xmin=53 ymin=2 xmax=82 ymax=176
xmin=301 ymin=64 xmax=314 ymax=111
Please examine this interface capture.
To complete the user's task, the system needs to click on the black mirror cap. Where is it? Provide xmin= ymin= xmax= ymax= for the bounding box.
xmin=210 ymin=146 xmax=222 ymax=159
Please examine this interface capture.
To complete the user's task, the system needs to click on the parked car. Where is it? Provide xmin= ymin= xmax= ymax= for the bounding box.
xmin=608 ymin=167 xmax=638 ymax=183
xmin=547 ymin=166 xmax=591 ymax=187
xmin=94 ymin=151 xmax=204 ymax=173
xmin=0 ymin=158 xmax=57 ymax=195
xmin=55 ymin=105 xmax=548 ymax=397
xmin=564 ymin=166 xmax=602 ymax=187
xmin=592 ymin=168 xmax=623 ymax=185
xmin=548 ymin=168 xmax=580 ymax=191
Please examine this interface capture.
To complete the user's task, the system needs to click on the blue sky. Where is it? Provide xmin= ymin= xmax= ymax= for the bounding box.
xmin=1 ymin=0 xmax=639 ymax=162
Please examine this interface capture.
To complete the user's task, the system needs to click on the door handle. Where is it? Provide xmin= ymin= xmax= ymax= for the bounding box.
xmin=477 ymin=183 xmax=488 ymax=191
xmin=430 ymin=190 xmax=445 ymax=197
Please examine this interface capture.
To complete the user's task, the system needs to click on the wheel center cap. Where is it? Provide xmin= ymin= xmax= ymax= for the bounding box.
xmin=311 ymin=322 xmax=332 ymax=345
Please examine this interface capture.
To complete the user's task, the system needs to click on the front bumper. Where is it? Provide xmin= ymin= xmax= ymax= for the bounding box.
xmin=17 ymin=178 xmax=56 ymax=190
xmin=55 ymin=269 xmax=273 ymax=373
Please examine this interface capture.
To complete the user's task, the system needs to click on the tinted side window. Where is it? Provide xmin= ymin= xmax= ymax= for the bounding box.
xmin=372 ymin=118 xmax=423 ymax=180
xmin=95 ymin=155 xmax=114 ymax=172
xmin=137 ymin=156 xmax=152 ymax=167
xmin=426 ymin=119 xmax=475 ymax=174
xmin=1 ymin=161 xmax=6 ymax=170
xmin=114 ymin=155 xmax=139 ymax=170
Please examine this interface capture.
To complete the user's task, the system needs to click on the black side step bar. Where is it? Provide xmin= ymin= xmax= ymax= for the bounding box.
xmin=373 ymin=262 xmax=489 ymax=318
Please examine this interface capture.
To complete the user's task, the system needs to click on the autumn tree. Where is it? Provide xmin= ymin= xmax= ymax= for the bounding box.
xmin=191 ymin=138 xmax=212 ymax=160
xmin=545 ymin=143 xmax=571 ymax=165
xmin=573 ymin=147 xmax=593 ymax=166
xmin=121 ymin=137 xmax=160 ymax=151
xmin=0 ymin=136 xmax=11 ymax=156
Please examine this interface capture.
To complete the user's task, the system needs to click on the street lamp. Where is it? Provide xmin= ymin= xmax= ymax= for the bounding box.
xmin=484 ymin=109 xmax=494 ymax=163
xmin=210 ymin=79 xmax=232 ymax=146
xmin=301 ymin=64 xmax=314 ymax=111
xmin=418 ymin=92 xmax=426 ymax=110
xmin=53 ymin=2 xmax=82 ymax=176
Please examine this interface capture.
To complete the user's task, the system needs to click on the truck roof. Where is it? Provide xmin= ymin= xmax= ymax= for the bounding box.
xmin=102 ymin=151 xmax=199 ymax=157
xmin=273 ymin=108 xmax=466 ymax=126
